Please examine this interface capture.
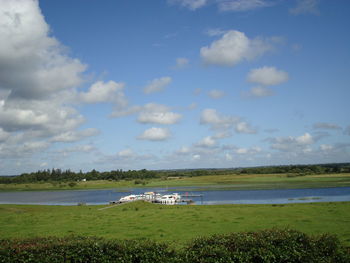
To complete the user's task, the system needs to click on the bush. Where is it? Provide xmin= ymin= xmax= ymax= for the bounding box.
xmin=0 ymin=236 xmax=177 ymax=263
xmin=182 ymin=229 xmax=350 ymax=263
xmin=0 ymin=229 xmax=349 ymax=263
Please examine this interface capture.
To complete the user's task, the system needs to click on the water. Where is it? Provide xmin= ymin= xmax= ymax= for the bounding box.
xmin=0 ymin=186 xmax=349 ymax=205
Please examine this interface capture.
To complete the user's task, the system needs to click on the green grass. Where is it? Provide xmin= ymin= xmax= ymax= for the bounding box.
xmin=1 ymin=173 xmax=350 ymax=191
xmin=1 ymin=201 xmax=350 ymax=247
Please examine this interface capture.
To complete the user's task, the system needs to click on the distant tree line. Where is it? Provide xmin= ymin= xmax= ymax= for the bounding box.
xmin=0 ymin=163 xmax=349 ymax=184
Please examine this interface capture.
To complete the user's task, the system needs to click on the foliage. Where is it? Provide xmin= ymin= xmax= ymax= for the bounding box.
xmin=183 ymin=229 xmax=350 ymax=263
xmin=1 ymin=163 xmax=349 ymax=184
xmin=0 ymin=230 xmax=349 ymax=263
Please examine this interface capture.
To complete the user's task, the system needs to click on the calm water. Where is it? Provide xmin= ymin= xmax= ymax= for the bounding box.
xmin=0 ymin=186 xmax=349 ymax=205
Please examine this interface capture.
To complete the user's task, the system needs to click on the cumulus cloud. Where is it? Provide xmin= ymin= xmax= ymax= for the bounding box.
xmin=192 ymin=154 xmax=201 ymax=160
xmin=313 ymin=122 xmax=342 ymax=130
xmin=205 ymin=28 xmax=227 ymax=37
xmin=79 ymin=81 xmax=127 ymax=107
xmin=110 ymin=105 xmax=142 ymax=118
xmin=245 ymin=66 xmax=288 ymax=98
xmin=174 ymin=57 xmax=189 ymax=69
xmin=243 ymin=86 xmax=274 ymax=98
xmin=137 ymin=127 xmax=171 ymax=141
xmin=110 ymin=102 xmax=182 ymax=125
xmin=51 ymin=128 xmax=100 ymax=143
xmin=117 ymin=148 xmax=135 ymax=158
xmin=289 ymin=0 xmax=320 ymax=15
xmin=168 ymin=0 xmax=208 ymax=10
xmin=137 ymin=103 xmax=182 ymax=125
xmin=235 ymin=121 xmax=257 ymax=134
xmin=144 ymin=77 xmax=172 ymax=94
xmin=0 ymin=0 xmax=105 ymax=161
xmin=218 ymin=0 xmax=272 ymax=12
xmin=176 ymin=146 xmax=191 ymax=154
xmin=247 ymin=66 xmax=289 ymax=86
xmin=200 ymin=108 xmax=256 ymax=134
xmin=0 ymin=0 xmax=86 ymax=100
xmin=208 ymin=89 xmax=225 ymax=99
xmin=320 ymin=144 xmax=333 ymax=151
xmin=200 ymin=30 xmax=275 ymax=67
xmin=57 ymin=144 xmax=97 ymax=154
xmin=345 ymin=126 xmax=350 ymax=136
xmin=268 ymin=133 xmax=314 ymax=152
xmin=196 ymin=136 xmax=216 ymax=147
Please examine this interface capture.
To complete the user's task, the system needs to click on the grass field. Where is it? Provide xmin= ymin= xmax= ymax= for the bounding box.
xmin=1 ymin=173 xmax=350 ymax=191
xmin=1 ymin=201 xmax=349 ymax=247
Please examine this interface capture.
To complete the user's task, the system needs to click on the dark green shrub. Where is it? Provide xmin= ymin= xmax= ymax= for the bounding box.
xmin=0 ymin=236 xmax=177 ymax=263
xmin=0 ymin=229 xmax=349 ymax=263
xmin=183 ymin=229 xmax=350 ymax=263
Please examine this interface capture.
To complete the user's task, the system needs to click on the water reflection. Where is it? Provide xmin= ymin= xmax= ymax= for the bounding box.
xmin=0 ymin=187 xmax=349 ymax=205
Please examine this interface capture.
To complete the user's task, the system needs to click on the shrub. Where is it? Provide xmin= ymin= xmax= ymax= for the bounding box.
xmin=0 ymin=229 xmax=349 ymax=263
xmin=183 ymin=229 xmax=350 ymax=263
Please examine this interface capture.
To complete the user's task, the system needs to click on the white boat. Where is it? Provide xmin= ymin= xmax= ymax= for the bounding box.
xmin=160 ymin=193 xmax=181 ymax=205
xmin=119 ymin=194 xmax=137 ymax=203
xmin=117 ymin=192 xmax=181 ymax=205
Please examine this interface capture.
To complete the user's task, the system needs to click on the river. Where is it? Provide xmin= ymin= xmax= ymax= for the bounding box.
xmin=0 ymin=186 xmax=349 ymax=205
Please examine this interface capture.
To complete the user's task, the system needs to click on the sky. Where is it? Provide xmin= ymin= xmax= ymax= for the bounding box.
xmin=0 ymin=0 xmax=349 ymax=175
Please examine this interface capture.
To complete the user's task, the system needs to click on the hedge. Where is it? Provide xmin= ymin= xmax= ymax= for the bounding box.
xmin=1 ymin=229 xmax=349 ymax=263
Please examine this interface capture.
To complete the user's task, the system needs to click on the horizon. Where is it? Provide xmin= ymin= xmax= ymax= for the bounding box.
xmin=0 ymin=0 xmax=349 ymax=175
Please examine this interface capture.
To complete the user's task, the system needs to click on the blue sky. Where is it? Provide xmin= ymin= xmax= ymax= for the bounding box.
xmin=0 ymin=0 xmax=349 ymax=175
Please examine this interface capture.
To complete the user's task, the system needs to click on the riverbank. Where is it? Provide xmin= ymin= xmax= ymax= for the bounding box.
xmin=1 ymin=173 xmax=350 ymax=191
xmin=1 ymin=201 xmax=349 ymax=246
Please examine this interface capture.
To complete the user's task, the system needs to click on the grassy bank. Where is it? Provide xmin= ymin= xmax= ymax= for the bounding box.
xmin=1 ymin=173 xmax=350 ymax=191
xmin=1 ymin=201 xmax=349 ymax=247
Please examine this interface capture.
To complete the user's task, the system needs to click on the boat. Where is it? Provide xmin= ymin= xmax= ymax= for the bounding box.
xmin=116 ymin=192 xmax=181 ymax=205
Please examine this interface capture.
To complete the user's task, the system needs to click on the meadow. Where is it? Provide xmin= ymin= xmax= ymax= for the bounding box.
xmin=1 ymin=201 xmax=350 ymax=247
xmin=1 ymin=172 xmax=350 ymax=191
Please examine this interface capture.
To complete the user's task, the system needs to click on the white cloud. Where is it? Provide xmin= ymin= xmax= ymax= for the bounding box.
xmin=289 ymin=0 xmax=320 ymax=15
xmin=218 ymin=0 xmax=271 ymax=12
xmin=200 ymin=108 xmax=238 ymax=129
xmin=236 ymin=148 xmax=248 ymax=154
xmin=197 ymin=136 xmax=216 ymax=147
xmin=200 ymin=30 xmax=274 ymax=66
xmin=244 ymin=86 xmax=274 ymax=98
xmin=345 ymin=126 xmax=350 ymax=136
xmin=168 ymin=0 xmax=208 ymax=10
xmin=235 ymin=121 xmax=256 ymax=134
xmin=117 ymin=148 xmax=135 ymax=158
xmin=137 ymin=127 xmax=171 ymax=141
xmin=0 ymin=128 xmax=10 ymax=142
xmin=51 ymin=128 xmax=100 ymax=143
xmin=225 ymin=153 xmax=233 ymax=160
xmin=296 ymin=133 xmax=314 ymax=145
xmin=192 ymin=154 xmax=201 ymax=160
xmin=313 ymin=122 xmax=342 ymax=130
xmin=144 ymin=77 xmax=172 ymax=94
xmin=56 ymin=144 xmax=96 ymax=154
xmin=137 ymin=103 xmax=182 ymax=125
xmin=175 ymin=57 xmax=189 ymax=69
xmin=320 ymin=144 xmax=333 ymax=151
xmin=194 ymin=88 xmax=202 ymax=95
xmin=208 ymin=89 xmax=225 ymax=99
xmin=176 ymin=146 xmax=191 ymax=154
xmin=0 ymin=0 xmax=96 ymax=160
xmin=268 ymin=133 xmax=314 ymax=152
xmin=247 ymin=66 xmax=289 ymax=86
xmin=200 ymin=108 xmax=256 ymax=134
xmin=205 ymin=28 xmax=227 ymax=36
xmin=79 ymin=81 xmax=127 ymax=107
xmin=0 ymin=0 xmax=86 ymax=100
xmin=110 ymin=106 xmax=142 ymax=118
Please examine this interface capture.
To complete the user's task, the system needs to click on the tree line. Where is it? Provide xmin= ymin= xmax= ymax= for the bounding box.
xmin=0 ymin=163 xmax=349 ymax=184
